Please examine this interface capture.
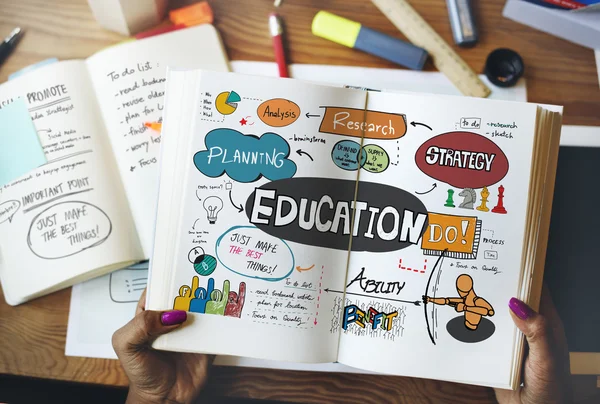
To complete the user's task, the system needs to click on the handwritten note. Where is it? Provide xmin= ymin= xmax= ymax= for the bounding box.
xmin=86 ymin=25 xmax=230 ymax=256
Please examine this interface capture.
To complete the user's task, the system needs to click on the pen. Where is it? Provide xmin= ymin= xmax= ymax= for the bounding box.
xmin=446 ymin=0 xmax=478 ymax=47
xmin=0 ymin=28 xmax=24 ymax=67
xmin=269 ymin=13 xmax=289 ymax=78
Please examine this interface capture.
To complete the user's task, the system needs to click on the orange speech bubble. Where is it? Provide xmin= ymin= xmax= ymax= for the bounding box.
xmin=421 ymin=212 xmax=481 ymax=259
xmin=319 ymin=107 xmax=407 ymax=140
xmin=257 ymin=98 xmax=301 ymax=127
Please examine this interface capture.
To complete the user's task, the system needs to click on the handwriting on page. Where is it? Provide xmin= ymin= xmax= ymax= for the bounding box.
xmin=8 ymin=83 xmax=94 ymax=161
xmin=215 ymin=226 xmax=295 ymax=281
xmin=27 ymin=201 xmax=112 ymax=259
xmin=104 ymin=62 xmax=165 ymax=172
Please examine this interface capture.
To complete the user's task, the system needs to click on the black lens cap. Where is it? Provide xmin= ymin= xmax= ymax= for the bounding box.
xmin=485 ymin=48 xmax=524 ymax=88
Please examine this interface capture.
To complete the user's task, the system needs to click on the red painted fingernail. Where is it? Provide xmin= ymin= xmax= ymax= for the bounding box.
xmin=508 ymin=297 xmax=534 ymax=320
xmin=161 ymin=310 xmax=187 ymax=326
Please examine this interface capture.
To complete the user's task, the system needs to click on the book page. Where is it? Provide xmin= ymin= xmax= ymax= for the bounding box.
xmin=334 ymin=91 xmax=540 ymax=387
xmin=86 ymin=25 xmax=230 ymax=257
xmin=0 ymin=61 xmax=143 ymax=305
xmin=151 ymin=71 xmax=367 ymax=363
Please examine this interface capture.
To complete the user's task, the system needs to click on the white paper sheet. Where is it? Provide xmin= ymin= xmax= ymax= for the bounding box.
xmin=65 ymin=262 xmax=148 ymax=358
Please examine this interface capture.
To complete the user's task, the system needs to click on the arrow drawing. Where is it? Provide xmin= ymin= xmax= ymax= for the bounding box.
xmin=305 ymin=112 xmax=320 ymax=118
xmin=416 ymin=183 xmax=437 ymax=195
xmin=228 ymin=190 xmax=243 ymax=213
xmin=325 ymin=288 xmax=421 ymax=306
xmin=296 ymin=149 xmax=314 ymax=161
xmin=410 ymin=121 xmax=433 ymax=131
xmin=423 ymin=249 xmax=448 ymax=345
xmin=296 ymin=264 xmax=315 ymax=272
xmin=192 ymin=219 xmax=200 ymax=230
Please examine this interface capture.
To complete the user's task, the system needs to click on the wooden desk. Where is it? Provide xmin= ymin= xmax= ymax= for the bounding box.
xmin=0 ymin=0 xmax=598 ymax=402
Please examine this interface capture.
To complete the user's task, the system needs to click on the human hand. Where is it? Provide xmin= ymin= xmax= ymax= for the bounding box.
xmin=113 ymin=289 xmax=214 ymax=404
xmin=422 ymin=295 xmax=431 ymax=304
xmin=455 ymin=302 xmax=465 ymax=312
xmin=494 ymin=287 xmax=572 ymax=404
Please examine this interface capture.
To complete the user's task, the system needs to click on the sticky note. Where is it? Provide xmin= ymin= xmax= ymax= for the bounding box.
xmin=0 ymin=99 xmax=46 ymax=187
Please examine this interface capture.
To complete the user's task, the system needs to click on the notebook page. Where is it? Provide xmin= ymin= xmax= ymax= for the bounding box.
xmin=86 ymin=25 xmax=230 ymax=257
xmin=150 ymin=71 xmax=366 ymax=362
xmin=335 ymin=91 xmax=539 ymax=388
xmin=0 ymin=61 xmax=143 ymax=305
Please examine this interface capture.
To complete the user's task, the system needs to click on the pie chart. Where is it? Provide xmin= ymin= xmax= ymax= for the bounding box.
xmin=215 ymin=90 xmax=241 ymax=115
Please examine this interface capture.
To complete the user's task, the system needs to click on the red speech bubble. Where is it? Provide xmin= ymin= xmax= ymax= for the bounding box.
xmin=415 ymin=132 xmax=509 ymax=189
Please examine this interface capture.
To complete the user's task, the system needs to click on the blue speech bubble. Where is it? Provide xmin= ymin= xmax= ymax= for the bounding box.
xmin=215 ymin=226 xmax=295 ymax=282
xmin=193 ymin=129 xmax=297 ymax=183
xmin=331 ymin=140 xmax=366 ymax=171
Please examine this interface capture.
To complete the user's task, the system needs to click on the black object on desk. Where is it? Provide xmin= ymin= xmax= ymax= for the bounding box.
xmin=485 ymin=48 xmax=524 ymax=88
xmin=0 ymin=27 xmax=23 ymax=67
xmin=545 ymin=146 xmax=600 ymax=353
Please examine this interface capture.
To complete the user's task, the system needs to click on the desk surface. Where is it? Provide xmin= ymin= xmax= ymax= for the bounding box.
xmin=0 ymin=0 xmax=598 ymax=402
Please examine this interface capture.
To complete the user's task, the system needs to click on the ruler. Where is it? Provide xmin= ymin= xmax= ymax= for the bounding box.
xmin=372 ymin=0 xmax=491 ymax=98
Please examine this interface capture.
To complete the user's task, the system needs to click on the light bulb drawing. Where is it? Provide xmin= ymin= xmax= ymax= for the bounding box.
xmin=203 ymin=196 xmax=223 ymax=224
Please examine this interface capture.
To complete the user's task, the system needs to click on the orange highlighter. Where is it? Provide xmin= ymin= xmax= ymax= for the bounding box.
xmin=145 ymin=122 xmax=162 ymax=132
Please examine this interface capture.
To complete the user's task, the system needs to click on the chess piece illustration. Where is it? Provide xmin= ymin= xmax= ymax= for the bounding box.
xmin=492 ymin=185 xmax=507 ymax=214
xmin=476 ymin=187 xmax=490 ymax=212
xmin=444 ymin=189 xmax=455 ymax=208
xmin=458 ymin=188 xmax=476 ymax=209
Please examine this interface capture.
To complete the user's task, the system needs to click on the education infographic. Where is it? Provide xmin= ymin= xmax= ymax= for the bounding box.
xmin=167 ymin=74 xmax=537 ymax=382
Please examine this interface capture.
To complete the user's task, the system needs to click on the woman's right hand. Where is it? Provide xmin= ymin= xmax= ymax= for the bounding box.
xmin=495 ymin=287 xmax=572 ymax=404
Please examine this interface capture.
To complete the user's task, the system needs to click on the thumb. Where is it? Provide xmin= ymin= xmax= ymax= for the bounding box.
xmin=112 ymin=309 xmax=187 ymax=355
xmin=508 ymin=297 xmax=554 ymax=369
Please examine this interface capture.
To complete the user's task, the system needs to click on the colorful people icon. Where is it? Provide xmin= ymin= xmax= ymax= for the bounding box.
xmin=225 ymin=282 xmax=246 ymax=318
xmin=189 ymin=278 xmax=215 ymax=314
xmin=173 ymin=276 xmax=199 ymax=311
xmin=174 ymin=276 xmax=246 ymax=318
xmin=205 ymin=280 xmax=230 ymax=315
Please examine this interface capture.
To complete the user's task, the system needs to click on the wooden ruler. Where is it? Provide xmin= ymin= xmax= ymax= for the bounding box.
xmin=372 ymin=0 xmax=491 ymax=98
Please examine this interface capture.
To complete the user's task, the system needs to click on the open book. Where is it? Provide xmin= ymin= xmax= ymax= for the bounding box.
xmin=147 ymin=70 xmax=562 ymax=389
xmin=0 ymin=25 xmax=229 ymax=305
